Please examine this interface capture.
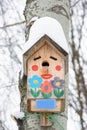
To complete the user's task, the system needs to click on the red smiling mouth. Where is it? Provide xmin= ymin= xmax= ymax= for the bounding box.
xmin=41 ymin=74 xmax=53 ymax=79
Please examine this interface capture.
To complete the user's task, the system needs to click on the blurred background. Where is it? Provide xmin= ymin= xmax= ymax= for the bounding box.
xmin=0 ymin=0 xmax=87 ymax=130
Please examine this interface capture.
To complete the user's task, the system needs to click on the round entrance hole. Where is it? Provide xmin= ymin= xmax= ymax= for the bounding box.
xmin=42 ymin=61 xmax=49 ymax=67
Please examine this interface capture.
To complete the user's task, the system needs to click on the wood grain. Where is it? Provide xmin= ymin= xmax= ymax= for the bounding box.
xmin=27 ymin=99 xmax=65 ymax=112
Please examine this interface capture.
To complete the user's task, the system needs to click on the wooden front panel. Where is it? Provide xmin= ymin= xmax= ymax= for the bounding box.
xmin=27 ymin=42 xmax=66 ymax=112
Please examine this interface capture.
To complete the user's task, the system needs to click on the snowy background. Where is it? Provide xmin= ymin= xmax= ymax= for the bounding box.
xmin=0 ymin=0 xmax=25 ymax=129
xmin=0 ymin=0 xmax=87 ymax=130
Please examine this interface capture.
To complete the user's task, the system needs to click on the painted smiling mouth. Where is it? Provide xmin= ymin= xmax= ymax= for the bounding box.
xmin=41 ymin=74 xmax=53 ymax=79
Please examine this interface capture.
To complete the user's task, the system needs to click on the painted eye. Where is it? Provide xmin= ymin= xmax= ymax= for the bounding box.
xmin=55 ymin=65 xmax=62 ymax=71
xmin=32 ymin=65 xmax=38 ymax=71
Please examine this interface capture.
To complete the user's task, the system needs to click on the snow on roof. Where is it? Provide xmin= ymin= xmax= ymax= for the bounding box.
xmin=23 ymin=17 xmax=69 ymax=54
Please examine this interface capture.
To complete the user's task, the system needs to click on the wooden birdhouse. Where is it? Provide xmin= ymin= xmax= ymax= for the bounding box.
xmin=23 ymin=17 xmax=68 ymax=126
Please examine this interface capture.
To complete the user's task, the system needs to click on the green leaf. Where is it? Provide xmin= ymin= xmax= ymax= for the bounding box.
xmin=47 ymin=93 xmax=52 ymax=98
xmin=30 ymin=89 xmax=34 ymax=95
xmin=41 ymin=92 xmax=44 ymax=98
xmin=54 ymin=89 xmax=58 ymax=97
xmin=57 ymin=92 xmax=61 ymax=98
xmin=36 ymin=90 xmax=40 ymax=97
xmin=60 ymin=90 xmax=64 ymax=97
xmin=41 ymin=92 xmax=52 ymax=98
xmin=30 ymin=89 xmax=40 ymax=98
xmin=54 ymin=89 xmax=64 ymax=98
xmin=30 ymin=89 xmax=35 ymax=97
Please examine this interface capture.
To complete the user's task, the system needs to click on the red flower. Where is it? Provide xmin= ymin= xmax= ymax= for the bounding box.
xmin=40 ymin=81 xmax=52 ymax=93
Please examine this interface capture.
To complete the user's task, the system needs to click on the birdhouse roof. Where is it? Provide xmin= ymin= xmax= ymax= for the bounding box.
xmin=23 ymin=17 xmax=69 ymax=54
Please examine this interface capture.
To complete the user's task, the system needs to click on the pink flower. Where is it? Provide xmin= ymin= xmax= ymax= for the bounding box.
xmin=40 ymin=81 xmax=52 ymax=93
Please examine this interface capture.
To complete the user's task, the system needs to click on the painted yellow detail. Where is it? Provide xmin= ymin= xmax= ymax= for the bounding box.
xmin=56 ymin=82 xmax=60 ymax=86
xmin=33 ymin=80 xmax=38 ymax=84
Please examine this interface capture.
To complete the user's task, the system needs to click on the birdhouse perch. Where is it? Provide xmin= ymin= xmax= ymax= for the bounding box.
xmin=23 ymin=17 xmax=68 ymax=127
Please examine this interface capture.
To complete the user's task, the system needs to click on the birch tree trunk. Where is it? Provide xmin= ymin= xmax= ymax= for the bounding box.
xmin=19 ymin=0 xmax=69 ymax=130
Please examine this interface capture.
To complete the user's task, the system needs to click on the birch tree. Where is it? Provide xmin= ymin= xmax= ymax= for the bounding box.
xmin=1 ymin=0 xmax=87 ymax=130
xmin=18 ymin=0 xmax=69 ymax=130
xmin=69 ymin=0 xmax=87 ymax=130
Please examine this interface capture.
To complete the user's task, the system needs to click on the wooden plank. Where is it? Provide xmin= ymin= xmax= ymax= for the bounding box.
xmin=27 ymin=99 xmax=65 ymax=112
xmin=40 ymin=113 xmax=52 ymax=126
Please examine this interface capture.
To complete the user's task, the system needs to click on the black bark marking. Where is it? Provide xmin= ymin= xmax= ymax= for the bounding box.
xmin=48 ymin=5 xmax=69 ymax=19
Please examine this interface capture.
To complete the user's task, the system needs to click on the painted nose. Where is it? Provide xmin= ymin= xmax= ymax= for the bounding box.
xmin=42 ymin=61 xmax=49 ymax=74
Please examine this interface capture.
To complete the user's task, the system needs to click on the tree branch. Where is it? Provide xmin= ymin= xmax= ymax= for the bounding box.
xmin=0 ymin=20 xmax=25 ymax=29
xmin=70 ymin=0 xmax=81 ymax=8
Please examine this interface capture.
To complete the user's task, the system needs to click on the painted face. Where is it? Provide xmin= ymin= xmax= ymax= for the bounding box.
xmin=55 ymin=65 xmax=62 ymax=71
xmin=32 ymin=65 xmax=38 ymax=71
xmin=27 ymin=44 xmax=65 ymax=99
xmin=31 ymin=55 xmax=63 ymax=79
xmin=31 ymin=64 xmax=62 ymax=71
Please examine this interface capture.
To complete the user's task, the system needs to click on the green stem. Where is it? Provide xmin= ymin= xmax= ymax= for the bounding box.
xmin=35 ymin=88 xmax=37 ymax=98
xmin=35 ymin=88 xmax=37 ymax=92
xmin=58 ymin=88 xmax=60 ymax=93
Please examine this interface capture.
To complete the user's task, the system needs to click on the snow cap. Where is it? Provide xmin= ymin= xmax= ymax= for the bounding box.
xmin=24 ymin=17 xmax=69 ymax=54
xmin=13 ymin=111 xmax=25 ymax=119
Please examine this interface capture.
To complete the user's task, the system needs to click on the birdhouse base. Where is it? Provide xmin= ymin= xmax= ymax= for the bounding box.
xmin=40 ymin=113 xmax=52 ymax=127
xmin=27 ymin=99 xmax=65 ymax=112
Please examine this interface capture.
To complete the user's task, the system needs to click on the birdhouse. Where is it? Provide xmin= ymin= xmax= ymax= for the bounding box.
xmin=23 ymin=17 xmax=68 ymax=126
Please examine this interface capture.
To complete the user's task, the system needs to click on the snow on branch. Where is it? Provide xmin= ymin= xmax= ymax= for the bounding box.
xmin=12 ymin=111 xmax=25 ymax=119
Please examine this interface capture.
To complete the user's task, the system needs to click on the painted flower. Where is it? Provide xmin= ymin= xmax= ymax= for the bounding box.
xmin=40 ymin=81 xmax=53 ymax=93
xmin=28 ymin=75 xmax=43 ymax=88
xmin=50 ymin=77 xmax=64 ymax=89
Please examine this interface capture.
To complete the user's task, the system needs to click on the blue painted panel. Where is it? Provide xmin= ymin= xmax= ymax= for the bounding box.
xmin=36 ymin=99 xmax=56 ymax=109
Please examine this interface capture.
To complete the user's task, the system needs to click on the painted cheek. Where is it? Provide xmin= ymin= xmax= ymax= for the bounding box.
xmin=55 ymin=65 xmax=61 ymax=71
xmin=32 ymin=65 xmax=38 ymax=71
